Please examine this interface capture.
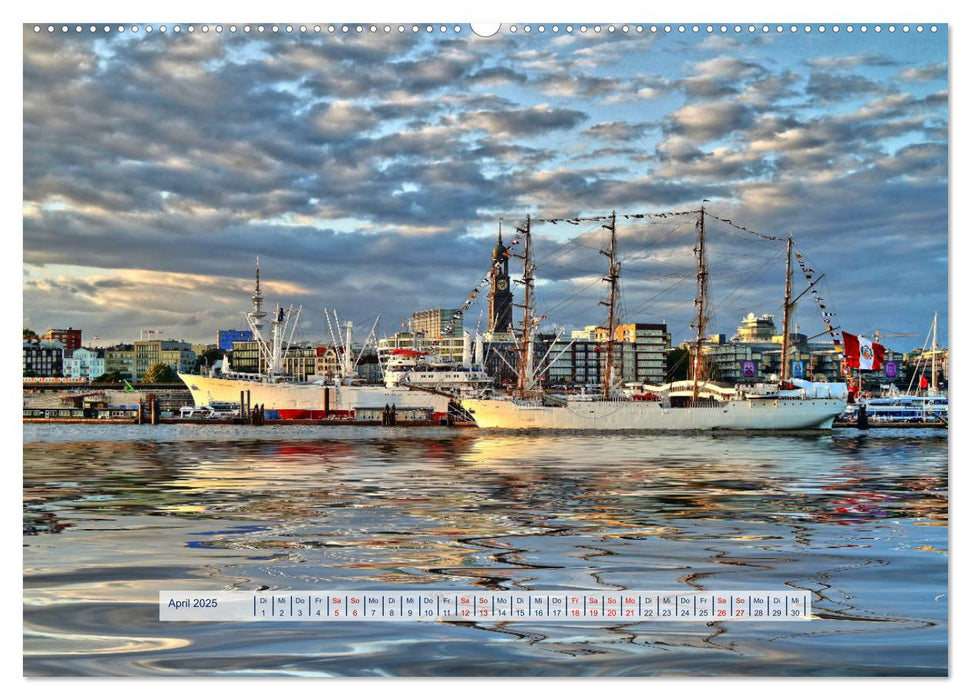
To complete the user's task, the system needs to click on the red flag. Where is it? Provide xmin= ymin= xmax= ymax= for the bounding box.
xmin=842 ymin=332 xmax=859 ymax=367
xmin=842 ymin=332 xmax=885 ymax=370
xmin=919 ymin=375 xmax=929 ymax=390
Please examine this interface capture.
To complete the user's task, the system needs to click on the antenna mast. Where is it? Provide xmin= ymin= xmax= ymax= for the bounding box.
xmin=600 ymin=211 xmax=620 ymax=398
xmin=780 ymin=235 xmax=793 ymax=383
xmin=249 ymin=255 xmax=266 ymax=333
xmin=692 ymin=204 xmax=709 ymax=401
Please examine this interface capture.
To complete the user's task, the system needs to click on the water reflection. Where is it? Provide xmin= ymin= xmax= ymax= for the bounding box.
xmin=24 ymin=426 xmax=947 ymax=676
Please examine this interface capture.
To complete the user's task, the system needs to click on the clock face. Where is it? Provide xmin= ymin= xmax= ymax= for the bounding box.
xmin=497 ymin=279 xmax=508 ymax=291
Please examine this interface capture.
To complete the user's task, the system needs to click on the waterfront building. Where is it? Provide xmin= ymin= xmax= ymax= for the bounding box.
xmin=229 ymin=340 xmax=264 ymax=374
xmin=283 ymin=344 xmax=319 ymax=382
xmin=104 ymin=344 xmax=135 ymax=379
xmin=62 ymin=348 xmax=105 ymax=380
xmin=224 ymin=339 xmax=377 ymax=382
xmin=698 ymin=312 xmax=899 ymax=385
xmin=546 ymin=336 xmax=603 ymax=389
xmin=736 ymin=313 xmax=776 ymax=342
xmin=133 ymin=339 xmax=195 ymax=380
xmin=474 ymin=336 xmax=519 ymax=387
xmin=904 ymin=347 xmax=948 ymax=388
xmin=378 ymin=331 xmax=464 ymax=364
xmin=23 ymin=340 xmax=64 ymax=377
xmin=217 ymin=329 xmax=253 ymax=352
xmin=570 ymin=325 xmax=600 ymax=341
xmin=356 ymin=353 xmax=383 ymax=383
xmin=542 ymin=322 xmax=671 ymax=389
xmin=192 ymin=343 xmax=217 ymax=357
xmin=380 ymin=308 xmax=466 ymax=364
xmin=41 ymin=328 xmax=82 ymax=353
xmin=314 ymin=346 xmax=341 ymax=378
xmin=700 ymin=313 xmax=836 ymax=383
xmin=410 ymin=308 xmax=463 ymax=339
xmin=615 ymin=323 xmax=671 ymax=385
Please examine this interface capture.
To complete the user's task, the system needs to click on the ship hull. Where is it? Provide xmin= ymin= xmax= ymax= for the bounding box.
xmin=178 ymin=374 xmax=451 ymax=414
xmin=460 ymin=397 xmax=845 ymax=431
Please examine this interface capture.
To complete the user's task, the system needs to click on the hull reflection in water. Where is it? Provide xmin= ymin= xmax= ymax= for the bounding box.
xmin=23 ymin=425 xmax=947 ymax=676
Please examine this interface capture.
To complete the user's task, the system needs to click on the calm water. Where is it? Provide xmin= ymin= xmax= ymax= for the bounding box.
xmin=23 ymin=424 xmax=948 ymax=676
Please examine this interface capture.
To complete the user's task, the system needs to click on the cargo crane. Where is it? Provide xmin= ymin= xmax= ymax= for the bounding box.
xmin=868 ymin=329 xmax=918 ymax=343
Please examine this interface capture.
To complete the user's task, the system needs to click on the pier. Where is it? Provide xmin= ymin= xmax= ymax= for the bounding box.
xmin=23 ymin=415 xmax=476 ymax=428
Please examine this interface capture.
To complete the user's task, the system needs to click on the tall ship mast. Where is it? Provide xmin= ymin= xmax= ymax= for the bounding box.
xmin=691 ymin=204 xmax=709 ymax=401
xmin=600 ymin=211 xmax=619 ymax=399
xmin=780 ymin=236 xmax=794 ymax=383
xmin=514 ymin=215 xmax=535 ymax=398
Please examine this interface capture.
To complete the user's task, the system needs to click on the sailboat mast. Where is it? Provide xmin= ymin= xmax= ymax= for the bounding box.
xmin=692 ymin=204 xmax=709 ymax=401
xmin=931 ymin=311 xmax=938 ymax=393
xmin=601 ymin=211 xmax=619 ymax=398
xmin=516 ymin=215 xmax=534 ymax=398
xmin=780 ymin=235 xmax=793 ymax=383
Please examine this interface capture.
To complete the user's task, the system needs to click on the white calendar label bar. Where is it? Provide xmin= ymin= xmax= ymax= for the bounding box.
xmin=160 ymin=590 xmax=811 ymax=622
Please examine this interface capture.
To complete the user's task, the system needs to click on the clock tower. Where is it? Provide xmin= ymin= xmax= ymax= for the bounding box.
xmin=488 ymin=228 xmax=513 ymax=333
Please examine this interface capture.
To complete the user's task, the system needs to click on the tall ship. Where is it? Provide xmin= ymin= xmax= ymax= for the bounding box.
xmin=178 ymin=260 xmax=489 ymax=418
xmin=460 ymin=207 xmax=847 ymax=431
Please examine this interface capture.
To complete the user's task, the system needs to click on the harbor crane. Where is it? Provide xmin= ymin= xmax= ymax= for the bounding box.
xmin=869 ymin=330 xmax=918 ymax=343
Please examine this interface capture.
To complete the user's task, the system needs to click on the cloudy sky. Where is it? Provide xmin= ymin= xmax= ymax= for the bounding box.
xmin=22 ymin=23 xmax=947 ymax=350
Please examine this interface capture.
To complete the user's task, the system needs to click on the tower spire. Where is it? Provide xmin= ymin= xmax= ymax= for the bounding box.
xmin=488 ymin=219 xmax=513 ymax=334
xmin=249 ymin=255 xmax=266 ymax=331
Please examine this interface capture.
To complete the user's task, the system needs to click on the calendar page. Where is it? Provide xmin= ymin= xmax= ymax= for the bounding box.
xmin=22 ymin=15 xmax=948 ymax=681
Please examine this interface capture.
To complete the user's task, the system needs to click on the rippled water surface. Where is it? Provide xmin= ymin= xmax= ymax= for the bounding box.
xmin=23 ymin=424 xmax=948 ymax=676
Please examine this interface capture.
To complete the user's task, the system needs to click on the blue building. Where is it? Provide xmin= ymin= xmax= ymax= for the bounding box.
xmin=217 ymin=329 xmax=253 ymax=352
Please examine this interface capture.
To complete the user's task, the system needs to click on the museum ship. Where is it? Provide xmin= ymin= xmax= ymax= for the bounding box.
xmin=178 ymin=261 xmax=488 ymax=418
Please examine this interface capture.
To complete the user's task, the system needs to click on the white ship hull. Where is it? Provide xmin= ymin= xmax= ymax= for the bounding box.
xmin=461 ymin=397 xmax=845 ymax=431
xmin=178 ymin=374 xmax=451 ymax=414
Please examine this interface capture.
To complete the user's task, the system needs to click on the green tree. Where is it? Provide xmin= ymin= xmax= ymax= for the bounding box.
xmin=666 ymin=347 xmax=690 ymax=382
xmin=23 ymin=328 xmax=38 ymax=341
xmin=193 ymin=348 xmax=225 ymax=372
xmin=141 ymin=363 xmax=176 ymax=383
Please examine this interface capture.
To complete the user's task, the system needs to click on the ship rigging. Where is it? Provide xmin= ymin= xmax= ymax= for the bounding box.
xmin=459 ymin=203 xmax=848 ymax=430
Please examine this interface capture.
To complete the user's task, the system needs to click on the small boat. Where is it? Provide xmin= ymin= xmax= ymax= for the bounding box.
xmin=841 ymin=313 xmax=948 ymax=426
xmin=840 ymin=396 xmax=948 ymax=424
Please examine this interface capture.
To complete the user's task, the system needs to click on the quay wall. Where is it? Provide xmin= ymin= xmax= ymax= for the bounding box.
xmin=23 ymin=383 xmax=193 ymax=412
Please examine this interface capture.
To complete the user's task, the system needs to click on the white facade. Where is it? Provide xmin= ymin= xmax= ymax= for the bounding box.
xmin=378 ymin=332 xmax=465 ymax=363
xmin=62 ymin=348 xmax=105 ymax=380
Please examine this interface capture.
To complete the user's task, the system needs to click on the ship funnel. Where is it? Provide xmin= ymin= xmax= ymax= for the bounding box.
xmin=474 ymin=332 xmax=484 ymax=367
